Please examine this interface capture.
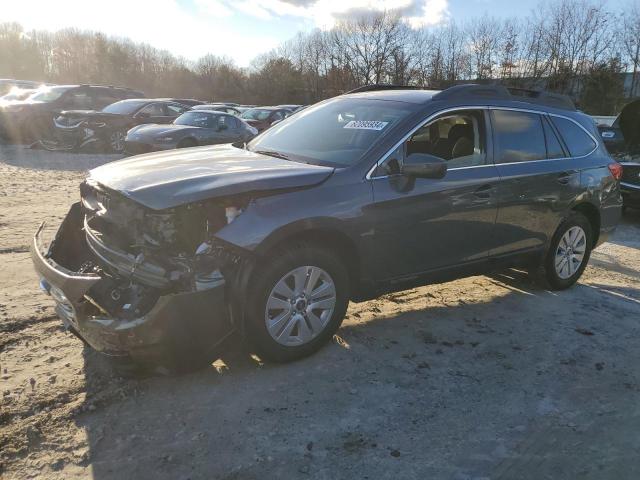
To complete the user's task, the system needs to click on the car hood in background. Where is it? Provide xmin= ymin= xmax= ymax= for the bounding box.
xmin=128 ymin=124 xmax=199 ymax=138
xmin=58 ymin=110 xmax=127 ymax=121
xmin=615 ymin=98 xmax=640 ymax=146
xmin=88 ymin=144 xmax=334 ymax=210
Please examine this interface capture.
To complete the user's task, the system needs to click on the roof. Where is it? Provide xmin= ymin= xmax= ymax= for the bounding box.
xmin=343 ymin=84 xmax=576 ymax=111
xmin=344 ymin=89 xmax=441 ymax=104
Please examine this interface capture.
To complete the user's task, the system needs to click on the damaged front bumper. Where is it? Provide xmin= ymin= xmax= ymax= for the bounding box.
xmin=30 ymin=205 xmax=236 ymax=363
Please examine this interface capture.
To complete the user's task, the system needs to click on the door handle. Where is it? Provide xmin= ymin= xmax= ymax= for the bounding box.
xmin=557 ymin=172 xmax=574 ymax=185
xmin=473 ymin=184 xmax=493 ymax=199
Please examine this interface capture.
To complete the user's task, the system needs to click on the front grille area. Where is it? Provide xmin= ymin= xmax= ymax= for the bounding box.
xmin=621 ymin=163 xmax=640 ymax=186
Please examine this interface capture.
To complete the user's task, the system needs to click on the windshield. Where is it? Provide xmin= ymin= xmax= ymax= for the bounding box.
xmin=248 ymin=98 xmax=415 ymax=166
xmin=30 ymin=86 xmax=71 ymax=103
xmin=101 ymin=100 xmax=148 ymax=115
xmin=241 ymin=108 xmax=272 ymax=121
xmin=174 ymin=111 xmax=217 ymax=127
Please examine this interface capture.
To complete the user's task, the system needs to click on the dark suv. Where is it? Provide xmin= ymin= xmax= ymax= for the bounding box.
xmin=30 ymin=84 xmax=622 ymax=370
xmin=0 ymin=84 xmax=144 ymax=143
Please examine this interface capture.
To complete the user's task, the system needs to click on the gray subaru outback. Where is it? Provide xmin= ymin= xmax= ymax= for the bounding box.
xmin=31 ymin=84 xmax=622 ymax=370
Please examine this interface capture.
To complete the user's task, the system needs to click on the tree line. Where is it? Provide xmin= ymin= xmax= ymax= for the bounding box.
xmin=1 ymin=0 xmax=639 ymax=114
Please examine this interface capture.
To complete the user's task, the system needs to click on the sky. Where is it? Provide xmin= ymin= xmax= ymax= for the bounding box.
xmin=1 ymin=0 xmax=628 ymax=67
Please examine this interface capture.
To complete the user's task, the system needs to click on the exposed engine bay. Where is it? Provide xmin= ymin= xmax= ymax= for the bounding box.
xmin=46 ymin=179 xmax=249 ymax=323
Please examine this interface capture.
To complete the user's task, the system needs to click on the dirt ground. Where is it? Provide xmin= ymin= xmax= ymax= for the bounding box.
xmin=1 ymin=144 xmax=640 ymax=479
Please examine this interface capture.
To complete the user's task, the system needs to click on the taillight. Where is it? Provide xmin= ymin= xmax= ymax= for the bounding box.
xmin=608 ymin=162 xmax=623 ymax=181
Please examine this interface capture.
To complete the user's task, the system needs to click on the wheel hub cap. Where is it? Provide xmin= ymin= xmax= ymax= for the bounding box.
xmin=264 ymin=266 xmax=337 ymax=346
xmin=554 ymin=226 xmax=587 ymax=279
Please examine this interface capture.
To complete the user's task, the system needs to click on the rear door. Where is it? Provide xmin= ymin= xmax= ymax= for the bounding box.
xmin=490 ymin=108 xmax=589 ymax=256
xmin=371 ymin=108 xmax=500 ymax=280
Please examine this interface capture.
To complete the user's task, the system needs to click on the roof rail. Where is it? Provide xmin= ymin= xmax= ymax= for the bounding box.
xmin=433 ymin=83 xmax=575 ymax=111
xmin=345 ymin=84 xmax=428 ymax=94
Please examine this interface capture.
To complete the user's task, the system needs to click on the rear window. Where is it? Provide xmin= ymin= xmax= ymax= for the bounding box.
xmin=491 ymin=110 xmax=546 ymax=163
xmin=550 ymin=116 xmax=596 ymax=157
xmin=102 ymin=100 xmax=148 ymax=115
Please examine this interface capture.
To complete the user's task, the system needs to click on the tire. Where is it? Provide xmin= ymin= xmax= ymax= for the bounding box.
xmin=245 ymin=243 xmax=350 ymax=363
xmin=542 ymin=212 xmax=592 ymax=290
xmin=177 ymin=138 xmax=197 ymax=149
xmin=108 ymin=130 xmax=126 ymax=153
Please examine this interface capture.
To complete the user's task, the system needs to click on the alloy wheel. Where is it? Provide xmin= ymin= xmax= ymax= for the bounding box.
xmin=264 ymin=266 xmax=336 ymax=346
xmin=554 ymin=226 xmax=587 ymax=279
xmin=110 ymin=131 xmax=125 ymax=152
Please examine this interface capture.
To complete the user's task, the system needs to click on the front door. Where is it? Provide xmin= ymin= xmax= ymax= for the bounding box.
xmin=370 ymin=109 xmax=499 ymax=280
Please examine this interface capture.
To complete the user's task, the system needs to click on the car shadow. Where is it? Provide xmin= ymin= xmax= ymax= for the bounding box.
xmin=73 ymin=268 xmax=640 ymax=480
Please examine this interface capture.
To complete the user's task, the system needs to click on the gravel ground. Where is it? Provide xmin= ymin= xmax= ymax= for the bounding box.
xmin=1 ymin=144 xmax=640 ymax=479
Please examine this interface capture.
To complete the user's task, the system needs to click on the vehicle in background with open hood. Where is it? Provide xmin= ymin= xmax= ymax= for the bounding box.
xmin=124 ymin=110 xmax=257 ymax=155
xmin=191 ymin=104 xmax=242 ymax=116
xmin=31 ymin=84 xmax=621 ymax=372
xmin=240 ymin=106 xmax=293 ymax=132
xmin=0 ymin=84 xmax=144 ymax=144
xmin=45 ymin=99 xmax=189 ymax=153
xmin=598 ymin=99 xmax=640 ymax=210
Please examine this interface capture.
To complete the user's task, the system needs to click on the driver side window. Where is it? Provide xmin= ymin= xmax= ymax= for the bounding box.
xmin=138 ymin=103 xmax=165 ymax=117
xmin=376 ymin=109 xmax=487 ymax=176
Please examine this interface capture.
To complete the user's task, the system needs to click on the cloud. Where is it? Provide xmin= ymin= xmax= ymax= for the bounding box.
xmin=1 ymin=0 xmax=449 ymax=66
xmin=222 ymin=0 xmax=450 ymax=29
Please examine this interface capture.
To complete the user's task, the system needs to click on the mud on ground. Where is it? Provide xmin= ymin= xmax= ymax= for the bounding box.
xmin=1 ymin=145 xmax=640 ymax=479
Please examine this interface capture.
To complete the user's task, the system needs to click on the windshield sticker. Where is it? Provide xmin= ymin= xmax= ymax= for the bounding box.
xmin=343 ymin=120 xmax=389 ymax=131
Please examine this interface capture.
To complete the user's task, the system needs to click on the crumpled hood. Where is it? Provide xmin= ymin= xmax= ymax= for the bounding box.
xmin=88 ymin=144 xmax=334 ymax=210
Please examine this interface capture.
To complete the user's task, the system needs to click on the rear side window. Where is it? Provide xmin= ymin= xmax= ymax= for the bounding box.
xmin=542 ymin=117 xmax=566 ymax=159
xmin=491 ymin=110 xmax=546 ymax=163
xmin=550 ymin=116 xmax=596 ymax=157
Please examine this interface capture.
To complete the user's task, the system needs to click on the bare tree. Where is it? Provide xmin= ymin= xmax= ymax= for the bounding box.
xmin=621 ymin=2 xmax=640 ymax=98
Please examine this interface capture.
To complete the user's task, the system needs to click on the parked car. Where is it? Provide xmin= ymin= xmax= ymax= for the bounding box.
xmin=598 ymin=99 xmax=640 ymax=209
xmin=191 ymin=104 xmax=241 ymax=116
xmin=276 ymin=104 xmax=303 ymax=112
xmin=31 ymin=84 xmax=622 ymax=371
xmin=0 ymin=85 xmax=144 ymax=144
xmin=160 ymin=98 xmax=206 ymax=107
xmin=240 ymin=106 xmax=292 ymax=132
xmin=124 ymin=110 xmax=258 ymax=154
xmin=44 ymin=99 xmax=189 ymax=153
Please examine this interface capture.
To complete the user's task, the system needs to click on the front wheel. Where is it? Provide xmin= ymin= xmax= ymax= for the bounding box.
xmin=108 ymin=130 xmax=126 ymax=153
xmin=246 ymin=244 xmax=349 ymax=362
xmin=543 ymin=213 xmax=592 ymax=290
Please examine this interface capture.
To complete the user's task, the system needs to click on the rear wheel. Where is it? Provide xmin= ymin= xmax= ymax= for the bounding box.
xmin=542 ymin=213 xmax=592 ymax=290
xmin=245 ymin=244 xmax=349 ymax=362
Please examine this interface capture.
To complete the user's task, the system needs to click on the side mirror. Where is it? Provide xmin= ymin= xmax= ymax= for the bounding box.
xmin=401 ymin=153 xmax=448 ymax=179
